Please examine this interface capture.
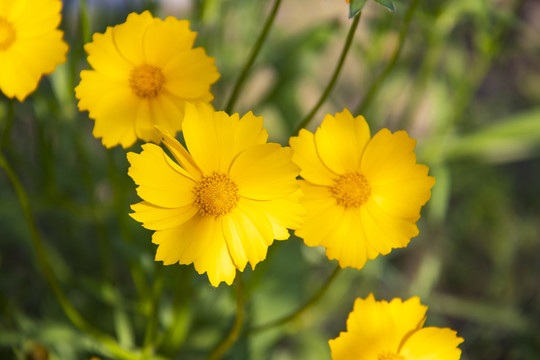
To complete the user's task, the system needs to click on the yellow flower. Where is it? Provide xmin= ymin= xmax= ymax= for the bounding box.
xmin=127 ymin=103 xmax=304 ymax=286
xmin=329 ymin=294 xmax=463 ymax=360
xmin=289 ymin=109 xmax=435 ymax=270
xmin=0 ymin=0 xmax=68 ymax=101
xmin=75 ymin=11 xmax=220 ymax=149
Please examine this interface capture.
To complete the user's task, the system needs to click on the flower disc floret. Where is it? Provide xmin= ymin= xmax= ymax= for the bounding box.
xmin=194 ymin=173 xmax=239 ymax=217
xmin=129 ymin=64 xmax=165 ymax=98
xmin=331 ymin=172 xmax=370 ymax=208
xmin=0 ymin=18 xmax=16 ymax=51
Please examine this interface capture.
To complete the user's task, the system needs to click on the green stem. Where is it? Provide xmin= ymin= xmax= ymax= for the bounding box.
xmin=249 ymin=265 xmax=341 ymax=334
xmin=207 ymin=273 xmax=245 ymax=360
xmin=225 ymin=0 xmax=283 ymax=114
xmin=0 ymin=152 xmax=139 ymax=360
xmin=106 ymin=151 xmax=149 ymax=298
xmin=354 ymin=0 xmax=420 ymax=115
xmin=1 ymin=99 xmax=15 ymax=150
xmin=142 ymin=265 xmax=165 ymax=358
xmin=80 ymin=0 xmax=91 ymax=44
xmin=293 ymin=13 xmax=361 ymax=135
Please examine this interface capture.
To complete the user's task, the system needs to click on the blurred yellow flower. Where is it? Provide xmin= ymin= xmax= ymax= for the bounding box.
xmin=127 ymin=103 xmax=304 ymax=286
xmin=289 ymin=109 xmax=435 ymax=270
xmin=75 ymin=11 xmax=220 ymax=148
xmin=329 ymin=294 xmax=463 ymax=360
xmin=0 ymin=0 xmax=68 ymax=101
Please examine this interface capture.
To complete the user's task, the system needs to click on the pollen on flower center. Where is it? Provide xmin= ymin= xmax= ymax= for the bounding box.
xmin=378 ymin=353 xmax=406 ymax=360
xmin=129 ymin=64 xmax=165 ymax=98
xmin=193 ymin=173 xmax=239 ymax=217
xmin=330 ymin=172 xmax=371 ymax=208
xmin=0 ymin=18 xmax=16 ymax=51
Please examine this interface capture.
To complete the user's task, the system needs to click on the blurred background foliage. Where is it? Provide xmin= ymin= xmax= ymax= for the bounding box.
xmin=1 ymin=0 xmax=539 ymax=359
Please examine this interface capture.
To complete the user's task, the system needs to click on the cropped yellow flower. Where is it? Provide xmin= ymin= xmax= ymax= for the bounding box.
xmin=289 ymin=109 xmax=435 ymax=270
xmin=75 ymin=11 xmax=220 ymax=148
xmin=127 ymin=103 xmax=304 ymax=286
xmin=329 ymin=294 xmax=463 ymax=360
xmin=0 ymin=0 xmax=68 ymax=101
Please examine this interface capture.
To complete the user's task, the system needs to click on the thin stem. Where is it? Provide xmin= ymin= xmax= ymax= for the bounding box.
xmin=0 ymin=152 xmax=139 ymax=360
xmin=225 ymin=0 xmax=282 ymax=114
xmin=80 ymin=0 xmax=91 ymax=44
xmin=249 ymin=265 xmax=341 ymax=334
xmin=354 ymin=0 xmax=420 ymax=115
xmin=293 ymin=13 xmax=361 ymax=135
xmin=142 ymin=265 xmax=165 ymax=358
xmin=1 ymin=99 xmax=15 ymax=150
xmin=207 ymin=273 xmax=245 ymax=360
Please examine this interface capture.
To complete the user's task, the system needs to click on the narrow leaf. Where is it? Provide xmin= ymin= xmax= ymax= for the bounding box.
xmin=349 ymin=0 xmax=368 ymax=18
xmin=375 ymin=0 xmax=396 ymax=12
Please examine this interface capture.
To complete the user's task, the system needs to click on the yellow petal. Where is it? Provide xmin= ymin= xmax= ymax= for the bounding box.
xmin=289 ymin=129 xmax=337 ymax=186
xmin=314 ymin=109 xmax=371 ymax=174
xmin=9 ymin=0 xmax=62 ymax=38
xmin=162 ymin=47 xmax=220 ymax=101
xmin=241 ymin=190 xmax=305 ymax=240
xmin=84 ymin=27 xmax=131 ymax=80
xmin=182 ymin=102 xmax=237 ymax=174
xmin=127 ymin=143 xmax=196 ymax=208
xmin=159 ymin=130 xmax=202 ymax=180
xmin=330 ymin=294 xmax=401 ymax=360
xmin=361 ymin=129 xmax=416 ymax=181
xmin=322 ymin=210 xmax=377 ymax=269
xmin=153 ymin=215 xmax=236 ymax=286
xmin=142 ymin=17 xmax=196 ymax=68
xmin=111 ymin=11 xmax=153 ymax=64
xmin=222 ymin=198 xmax=274 ymax=270
xmin=130 ymin=201 xmax=198 ymax=231
xmin=400 ymin=327 xmax=463 ymax=360
xmin=230 ymin=144 xmax=299 ymax=201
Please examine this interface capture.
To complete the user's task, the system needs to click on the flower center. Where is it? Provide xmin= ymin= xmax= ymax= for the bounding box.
xmin=378 ymin=353 xmax=406 ymax=360
xmin=193 ymin=173 xmax=239 ymax=217
xmin=0 ymin=17 xmax=16 ymax=51
xmin=330 ymin=172 xmax=371 ymax=208
xmin=129 ymin=64 xmax=165 ymax=98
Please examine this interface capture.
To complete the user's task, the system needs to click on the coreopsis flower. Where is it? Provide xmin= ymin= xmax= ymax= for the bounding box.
xmin=75 ymin=11 xmax=220 ymax=148
xmin=0 ymin=0 xmax=68 ymax=101
xmin=289 ymin=109 xmax=435 ymax=270
xmin=127 ymin=103 xmax=304 ymax=286
xmin=329 ymin=294 xmax=463 ymax=360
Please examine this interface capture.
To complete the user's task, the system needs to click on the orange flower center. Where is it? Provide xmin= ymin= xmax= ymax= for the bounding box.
xmin=330 ymin=172 xmax=371 ymax=208
xmin=0 ymin=17 xmax=16 ymax=51
xmin=129 ymin=64 xmax=165 ymax=98
xmin=378 ymin=353 xmax=406 ymax=360
xmin=193 ymin=173 xmax=239 ymax=217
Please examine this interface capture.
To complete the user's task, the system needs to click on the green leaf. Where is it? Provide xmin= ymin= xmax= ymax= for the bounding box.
xmin=374 ymin=0 xmax=396 ymax=12
xmin=349 ymin=0 xmax=368 ymax=18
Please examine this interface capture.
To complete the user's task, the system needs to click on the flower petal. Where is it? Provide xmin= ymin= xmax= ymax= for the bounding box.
xmin=182 ymin=102 xmax=237 ymax=174
xmin=127 ymin=143 xmax=196 ymax=208
xmin=289 ymin=128 xmax=336 ymax=186
xmin=400 ymin=327 xmax=464 ymax=360
xmin=111 ymin=11 xmax=153 ymax=64
xmin=130 ymin=201 xmax=198 ymax=231
xmin=230 ymin=144 xmax=299 ymax=201
xmin=314 ymin=109 xmax=371 ymax=174
xmin=152 ymin=215 xmax=236 ymax=286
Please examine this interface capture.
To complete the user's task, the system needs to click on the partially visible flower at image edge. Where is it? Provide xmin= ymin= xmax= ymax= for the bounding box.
xmin=75 ymin=11 xmax=220 ymax=148
xmin=329 ymin=294 xmax=463 ymax=360
xmin=0 ymin=0 xmax=68 ymax=101
xmin=289 ymin=109 xmax=435 ymax=270
xmin=127 ymin=102 xmax=304 ymax=286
